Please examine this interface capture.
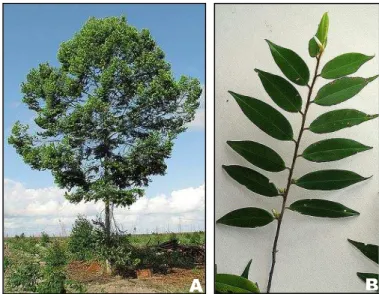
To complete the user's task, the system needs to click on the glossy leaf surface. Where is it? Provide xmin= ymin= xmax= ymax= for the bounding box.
xmin=302 ymin=138 xmax=372 ymax=162
xmin=266 ymin=40 xmax=310 ymax=85
xmin=314 ymin=76 xmax=378 ymax=106
xmin=217 ymin=207 xmax=275 ymax=228
xmin=255 ymin=69 xmax=302 ymax=112
xmin=309 ymin=109 xmax=378 ymax=134
xmin=295 ymin=169 xmax=369 ymax=190
xmin=227 ymin=140 xmax=286 ymax=172
xmin=229 ymin=91 xmax=293 ymax=140
xmin=223 ymin=165 xmax=279 ymax=196
xmin=321 ymin=53 xmax=374 ymax=79
xmin=215 ymin=274 xmax=260 ymax=293
xmin=348 ymin=239 xmax=378 ymax=264
xmin=309 ymin=12 xmax=329 ymax=57
xmin=289 ymin=199 xmax=359 ymax=218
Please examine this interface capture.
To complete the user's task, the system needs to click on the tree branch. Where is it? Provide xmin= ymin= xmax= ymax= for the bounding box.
xmin=266 ymin=54 xmax=322 ymax=293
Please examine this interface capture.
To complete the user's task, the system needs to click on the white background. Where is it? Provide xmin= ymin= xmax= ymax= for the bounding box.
xmin=215 ymin=4 xmax=379 ymax=292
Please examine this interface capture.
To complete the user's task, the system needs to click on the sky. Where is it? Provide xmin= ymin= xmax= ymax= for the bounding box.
xmin=4 ymin=4 xmax=205 ymax=236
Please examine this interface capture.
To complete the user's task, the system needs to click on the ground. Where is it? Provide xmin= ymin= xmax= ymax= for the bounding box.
xmin=67 ymin=261 xmax=205 ymax=293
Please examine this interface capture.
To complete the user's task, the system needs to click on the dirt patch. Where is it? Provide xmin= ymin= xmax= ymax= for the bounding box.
xmin=80 ymin=267 xmax=205 ymax=293
xmin=66 ymin=261 xmax=110 ymax=283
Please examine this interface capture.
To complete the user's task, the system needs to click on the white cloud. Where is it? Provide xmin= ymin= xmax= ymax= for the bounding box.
xmin=4 ymin=179 xmax=205 ymax=236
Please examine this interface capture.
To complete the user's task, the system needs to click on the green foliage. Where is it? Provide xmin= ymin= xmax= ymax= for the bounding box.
xmin=216 ymin=261 xmax=260 ymax=293
xmin=40 ymin=231 xmax=51 ymax=247
xmin=227 ymin=141 xmax=286 ymax=172
xmin=6 ymin=259 xmax=41 ymax=292
xmin=68 ymin=215 xmax=96 ymax=260
xmin=288 ymin=199 xmax=359 ymax=218
xmin=219 ymin=12 xmax=378 ymax=292
xmin=8 ymin=16 xmax=201 ymax=211
xmin=301 ymin=138 xmax=372 ymax=162
xmin=222 ymin=165 xmax=279 ymax=196
xmin=348 ymin=239 xmax=378 ymax=289
xmin=217 ymin=207 xmax=275 ymax=228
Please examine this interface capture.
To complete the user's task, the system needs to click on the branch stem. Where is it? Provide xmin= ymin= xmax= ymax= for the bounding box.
xmin=266 ymin=55 xmax=322 ymax=293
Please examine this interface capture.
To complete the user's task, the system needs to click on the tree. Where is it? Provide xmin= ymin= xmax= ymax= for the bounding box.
xmin=9 ymin=16 xmax=201 ymax=244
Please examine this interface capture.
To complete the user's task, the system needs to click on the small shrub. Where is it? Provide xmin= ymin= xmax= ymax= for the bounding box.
xmin=68 ymin=215 xmax=96 ymax=260
xmin=40 ymin=232 xmax=50 ymax=247
xmin=6 ymin=259 xmax=41 ymax=292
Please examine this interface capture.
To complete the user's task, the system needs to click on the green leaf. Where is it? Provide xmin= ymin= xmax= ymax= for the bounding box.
xmin=309 ymin=12 xmax=329 ymax=57
xmin=227 ymin=141 xmax=286 ymax=172
xmin=289 ymin=199 xmax=359 ymax=218
xmin=223 ymin=165 xmax=279 ymax=196
xmin=348 ymin=239 xmax=379 ymax=264
xmin=295 ymin=169 xmax=370 ymax=190
xmin=265 ymin=40 xmax=310 ymax=86
xmin=254 ymin=69 xmax=302 ymax=112
xmin=302 ymin=138 xmax=372 ymax=162
xmin=215 ymin=274 xmax=260 ymax=293
xmin=241 ymin=259 xmax=253 ymax=279
xmin=229 ymin=91 xmax=293 ymax=141
xmin=217 ymin=207 xmax=275 ymax=228
xmin=321 ymin=53 xmax=375 ymax=79
xmin=314 ymin=76 xmax=378 ymax=106
xmin=309 ymin=109 xmax=378 ymax=134
xmin=357 ymin=273 xmax=379 ymax=284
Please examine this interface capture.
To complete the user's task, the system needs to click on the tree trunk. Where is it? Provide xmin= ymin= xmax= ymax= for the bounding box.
xmin=105 ymin=199 xmax=111 ymax=242
xmin=104 ymin=199 xmax=112 ymax=274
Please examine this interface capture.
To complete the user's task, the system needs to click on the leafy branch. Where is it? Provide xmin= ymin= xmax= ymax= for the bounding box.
xmin=216 ymin=12 xmax=378 ymax=292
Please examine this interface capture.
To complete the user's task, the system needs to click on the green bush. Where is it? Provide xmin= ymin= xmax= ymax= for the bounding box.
xmin=40 ymin=232 xmax=51 ymax=247
xmin=6 ymin=259 xmax=41 ymax=292
xmin=68 ymin=215 xmax=96 ymax=260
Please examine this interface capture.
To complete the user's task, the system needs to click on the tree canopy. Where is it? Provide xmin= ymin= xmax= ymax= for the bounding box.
xmin=9 ymin=16 xmax=202 ymax=209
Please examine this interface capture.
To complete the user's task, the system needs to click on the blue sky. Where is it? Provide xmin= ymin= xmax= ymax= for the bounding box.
xmin=4 ymin=4 xmax=205 ymax=235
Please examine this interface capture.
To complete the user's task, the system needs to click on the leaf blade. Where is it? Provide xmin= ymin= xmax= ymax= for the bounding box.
xmin=266 ymin=40 xmax=310 ymax=85
xmin=348 ymin=239 xmax=379 ymax=264
xmin=321 ymin=53 xmax=374 ymax=79
xmin=309 ymin=109 xmax=378 ymax=134
xmin=227 ymin=141 xmax=286 ymax=172
xmin=314 ymin=76 xmax=378 ymax=106
xmin=295 ymin=169 xmax=369 ymax=190
xmin=223 ymin=165 xmax=279 ymax=196
xmin=215 ymin=274 xmax=260 ymax=293
xmin=229 ymin=91 xmax=294 ymax=141
xmin=289 ymin=199 xmax=359 ymax=218
xmin=309 ymin=12 xmax=329 ymax=57
xmin=241 ymin=259 xmax=253 ymax=279
xmin=255 ymin=69 xmax=302 ymax=112
xmin=217 ymin=207 xmax=275 ymax=228
xmin=302 ymin=138 xmax=372 ymax=162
